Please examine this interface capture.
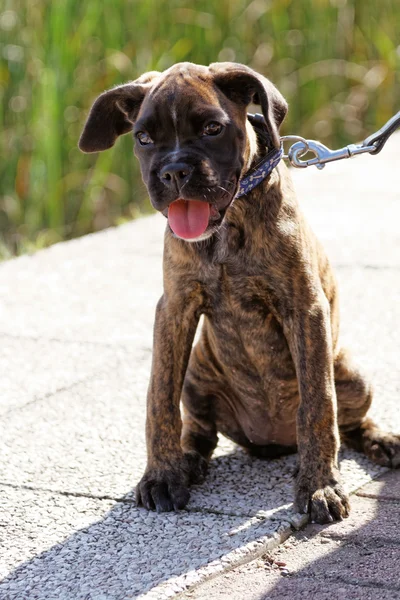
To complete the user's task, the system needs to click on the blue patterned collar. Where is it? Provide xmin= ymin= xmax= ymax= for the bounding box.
xmin=236 ymin=145 xmax=283 ymax=198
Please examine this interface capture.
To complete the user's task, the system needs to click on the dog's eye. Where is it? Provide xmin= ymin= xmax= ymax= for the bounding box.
xmin=202 ymin=122 xmax=223 ymax=137
xmin=136 ymin=131 xmax=153 ymax=146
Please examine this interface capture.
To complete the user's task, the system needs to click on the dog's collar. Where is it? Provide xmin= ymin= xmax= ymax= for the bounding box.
xmin=235 ymin=113 xmax=283 ymax=198
xmin=236 ymin=146 xmax=282 ymax=198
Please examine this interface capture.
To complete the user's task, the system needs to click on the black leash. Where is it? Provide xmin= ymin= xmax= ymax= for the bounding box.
xmin=362 ymin=110 xmax=400 ymax=155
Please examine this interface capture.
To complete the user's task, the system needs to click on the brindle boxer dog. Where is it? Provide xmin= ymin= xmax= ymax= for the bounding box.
xmin=79 ymin=62 xmax=400 ymax=523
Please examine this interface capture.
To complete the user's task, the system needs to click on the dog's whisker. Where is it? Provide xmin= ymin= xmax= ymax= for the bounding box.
xmin=220 ymin=179 xmax=236 ymax=189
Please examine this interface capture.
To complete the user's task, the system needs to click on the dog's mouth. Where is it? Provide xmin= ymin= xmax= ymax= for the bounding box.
xmin=166 ymin=199 xmax=227 ymax=240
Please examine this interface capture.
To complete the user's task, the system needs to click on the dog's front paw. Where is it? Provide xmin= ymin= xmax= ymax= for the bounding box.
xmin=295 ymin=469 xmax=350 ymax=524
xmin=135 ymin=452 xmax=207 ymax=513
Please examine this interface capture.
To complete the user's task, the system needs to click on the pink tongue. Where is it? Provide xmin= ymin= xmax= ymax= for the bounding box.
xmin=168 ymin=199 xmax=210 ymax=239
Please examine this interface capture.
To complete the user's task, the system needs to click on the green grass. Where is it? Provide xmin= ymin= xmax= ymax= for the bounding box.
xmin=1 ymin=0 xmax=399 ymax=257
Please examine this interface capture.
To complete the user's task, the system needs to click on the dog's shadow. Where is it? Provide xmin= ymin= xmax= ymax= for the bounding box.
xmin=0 ymin=441 xmax=386 ymax=599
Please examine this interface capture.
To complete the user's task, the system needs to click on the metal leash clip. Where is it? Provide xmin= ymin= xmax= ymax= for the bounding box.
xmin=282 ymin=110 xmax=400 ymax=170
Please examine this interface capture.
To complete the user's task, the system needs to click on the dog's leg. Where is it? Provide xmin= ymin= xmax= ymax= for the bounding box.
xmin=181 ymin=404 xmax=218 ymax=461
xmin=286 ymin=295 xmax=350 ymax=523
xmin=181 ymin=384 xmax=218 ymax=461
xmin=335 ymin=347 xmax=373 ymax=429
xmin=336 ymin=349 xmax=400 ymax=468
xmin=181 ymin=343 xmax=220 ymax=460
xmin=136 ymin=293 xmax=207 ymax=512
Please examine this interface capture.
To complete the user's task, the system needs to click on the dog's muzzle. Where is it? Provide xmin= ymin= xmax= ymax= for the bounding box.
xmin=154 ymin=159 xmax=235 ymax=241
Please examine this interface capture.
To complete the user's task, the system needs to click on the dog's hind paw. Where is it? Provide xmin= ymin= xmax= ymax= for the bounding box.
xmin=363 ymin=430 xmax=400 ymax=468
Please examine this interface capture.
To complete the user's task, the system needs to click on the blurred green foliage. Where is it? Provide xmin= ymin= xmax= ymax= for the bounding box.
xmin=1 ymin=0 xmax=399 ymax=257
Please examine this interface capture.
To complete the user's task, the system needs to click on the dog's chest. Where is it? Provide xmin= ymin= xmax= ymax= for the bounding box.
xmin=198 ymin=229 xmax=278 ymax=323
xmin=200 ymin=243 xmax=286 ymax=348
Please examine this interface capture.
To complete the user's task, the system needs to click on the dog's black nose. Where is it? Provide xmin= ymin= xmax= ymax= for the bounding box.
xmin=159 ymin=162 xmax=193 ymax=189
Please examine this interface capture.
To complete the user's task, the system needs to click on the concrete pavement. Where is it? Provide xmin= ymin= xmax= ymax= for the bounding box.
xmin=0 ymin=133 xmax=399 ymax=599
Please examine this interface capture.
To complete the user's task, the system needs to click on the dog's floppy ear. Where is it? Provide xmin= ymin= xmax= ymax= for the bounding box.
xmin=209 ymin=62 xmax=287 ymax=149
xmin=79 ymin=71 xmax=161 ymax=153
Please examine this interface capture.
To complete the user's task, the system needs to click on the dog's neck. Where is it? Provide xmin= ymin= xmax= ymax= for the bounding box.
xmin=244 ymin=119 xmax=259 ymax=172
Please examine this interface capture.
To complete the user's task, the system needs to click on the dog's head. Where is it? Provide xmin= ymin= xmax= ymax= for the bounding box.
xmin=79 ymin=62 xmax=287 ymax=241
